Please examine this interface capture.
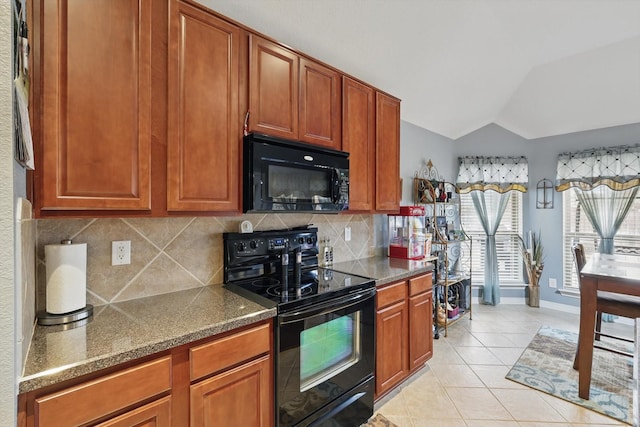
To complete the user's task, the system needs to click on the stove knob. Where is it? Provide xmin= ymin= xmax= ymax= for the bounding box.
xmin=307 ymin=237 xmax=314 ymax=244
xmin=298 ymin=237 xmax=304 ymax=244
xmin=237 ymin=242 xmax=246 ymax=251
xmin=249 ymin=240 xmax=257 ymax=249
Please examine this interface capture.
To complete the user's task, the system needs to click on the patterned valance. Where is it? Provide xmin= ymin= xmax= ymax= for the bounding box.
xmin=456 ymin=156 xmax=528 ymax=194
xmin=555 ymin=144 xmax=640 ymax=192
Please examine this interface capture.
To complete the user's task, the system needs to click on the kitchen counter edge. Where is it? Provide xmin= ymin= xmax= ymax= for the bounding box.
xmin=18 ymin=285 xmax=276 ymax=394
xmin=331 ymin=255 xmax=435 ymax=286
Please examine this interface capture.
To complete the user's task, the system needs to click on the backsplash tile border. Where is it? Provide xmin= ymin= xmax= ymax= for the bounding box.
xmin=36 ymin=214 xmax=383 ymax=308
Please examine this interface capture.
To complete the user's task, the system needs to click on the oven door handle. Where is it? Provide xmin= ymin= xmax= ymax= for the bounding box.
xmin=279 ymin=288 xmax=375 ymax=324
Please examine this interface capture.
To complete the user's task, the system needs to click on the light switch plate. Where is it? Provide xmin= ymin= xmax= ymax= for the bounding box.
xmin=345 ymin=227 xmax=351 ymax=242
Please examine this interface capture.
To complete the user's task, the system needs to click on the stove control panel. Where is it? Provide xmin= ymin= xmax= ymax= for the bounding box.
xmin=235 ymin=238 xmax=267 ymax=255
xmin=268 ymin=237 xmax=290 ymax=251
xmin=225 ymin=228 xmax=318 ymax=258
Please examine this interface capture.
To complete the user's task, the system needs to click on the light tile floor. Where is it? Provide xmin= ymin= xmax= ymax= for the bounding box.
xmin=374 ymin=303 xmax=633 ymax=426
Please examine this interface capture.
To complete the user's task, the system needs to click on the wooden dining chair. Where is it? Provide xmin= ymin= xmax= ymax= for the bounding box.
xmin=572 ymin=243 xmax=640 ymax=369
xmin=572 ymin=244 xmax=603 ymax=340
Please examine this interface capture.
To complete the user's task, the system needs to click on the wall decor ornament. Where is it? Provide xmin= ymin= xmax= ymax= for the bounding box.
xmin=536 ymin=178 xmax=554 ymax=209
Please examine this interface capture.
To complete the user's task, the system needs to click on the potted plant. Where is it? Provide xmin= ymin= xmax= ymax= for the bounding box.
xmin=517 ymin=231 xmax=544 ymax=307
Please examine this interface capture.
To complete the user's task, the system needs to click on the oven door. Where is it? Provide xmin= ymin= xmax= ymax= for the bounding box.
xmin=276 ymin=288 xmax=375 ymax=427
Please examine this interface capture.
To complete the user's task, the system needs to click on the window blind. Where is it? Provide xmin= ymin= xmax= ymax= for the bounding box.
xmin=460 ymin=191 xmax=523 ymax=284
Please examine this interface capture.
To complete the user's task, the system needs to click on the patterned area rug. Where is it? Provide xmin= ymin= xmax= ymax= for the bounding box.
xmin=360 ymin=413 xmax=398 ymax=427
xmin=506 ymin=325 xmax=633 ymax=425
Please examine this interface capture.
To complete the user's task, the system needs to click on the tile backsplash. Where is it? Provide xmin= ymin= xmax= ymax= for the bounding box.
xmin=36 ymin=213 xmax=383 ymax=309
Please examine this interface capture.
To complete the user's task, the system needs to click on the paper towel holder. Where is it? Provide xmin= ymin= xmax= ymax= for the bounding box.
xmin=37 ymin=238 xmax=93 ymax=327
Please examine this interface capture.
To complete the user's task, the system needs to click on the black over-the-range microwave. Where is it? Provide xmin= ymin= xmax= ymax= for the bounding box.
xmin=243 ymin=133 xmax=349 ymax=213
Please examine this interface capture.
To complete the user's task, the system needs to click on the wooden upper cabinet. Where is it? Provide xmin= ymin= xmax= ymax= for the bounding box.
xmin=249 ymin=35 xmax=299 ymax=140
xmin=249 ymin=35 xmax=341 ymax=149
xmin=375 ymin=92 xmax=401 ymax=213
xmin=299 ymin=58 xmax=341 ymax=149
xmin=167 ymin=0 xmax=242 ymax=212
xmin=342 ymin=77 xmax=375 ymax=212
xmin=38 ymin=0 xmax=152 ymax=211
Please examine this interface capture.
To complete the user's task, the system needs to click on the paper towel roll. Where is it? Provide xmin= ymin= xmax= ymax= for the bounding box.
xmin=45 ymin=242 xmax=87 ymax=314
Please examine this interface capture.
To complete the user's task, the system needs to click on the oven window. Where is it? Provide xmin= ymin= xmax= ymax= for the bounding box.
xmin=299 ymin=312 xmax=361 ymax=392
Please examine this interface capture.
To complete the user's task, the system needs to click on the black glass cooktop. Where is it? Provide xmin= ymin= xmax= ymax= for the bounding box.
xmin=225 ymin=268 xmax=374 ymax=313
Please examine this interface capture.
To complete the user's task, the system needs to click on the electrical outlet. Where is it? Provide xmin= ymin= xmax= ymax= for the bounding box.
xmin=112 ymin=240 xmax=131 ymax=266
xmin=549 ymin=277 xmax=557 ymax=288
xmin=345 ymin=227 xmax=351 ymax=242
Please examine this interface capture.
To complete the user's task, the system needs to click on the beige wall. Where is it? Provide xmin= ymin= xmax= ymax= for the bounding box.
xmin=36 ymin=213 xmax=381 ymax=308
xmin=1 ymin=1 xmax=17 ymax=424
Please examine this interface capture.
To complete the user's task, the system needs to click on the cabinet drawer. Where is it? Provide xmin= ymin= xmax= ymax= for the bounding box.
xmin=377 ymin=281 xmax=407 ymax=309
xmin=34 ymin=356 xmax=171 ymax=427
xmin=95 ymin=396 xmax=171 ymax=427
xmin=190 ymin=322 xmax=271 ymax=381
xmin=409 ymin=274 xmax=432 ymax=296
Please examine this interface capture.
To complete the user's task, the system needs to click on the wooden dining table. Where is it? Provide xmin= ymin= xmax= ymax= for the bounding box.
xmin=577 ymin=253 xmax=640 ymax=400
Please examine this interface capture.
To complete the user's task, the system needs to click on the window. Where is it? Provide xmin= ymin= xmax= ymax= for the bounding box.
xmin=460 ymin=191 xmax=523 ymax=285
xmin=562 ymin=189 xmax=640 ymax=289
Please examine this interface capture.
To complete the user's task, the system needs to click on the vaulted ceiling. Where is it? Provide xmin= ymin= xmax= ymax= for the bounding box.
xmin=201 ymin=0 xmax=640 ymax=140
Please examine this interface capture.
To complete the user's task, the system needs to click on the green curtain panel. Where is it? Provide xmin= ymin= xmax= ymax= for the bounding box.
xmin=456 ymin=156 xmax=528 ymax=305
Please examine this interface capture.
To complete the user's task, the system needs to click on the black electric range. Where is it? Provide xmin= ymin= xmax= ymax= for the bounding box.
xmin=223 ymin=226 xmax=376 ymax=427
xmin=223 ymin=226 xmax=375 ymax=313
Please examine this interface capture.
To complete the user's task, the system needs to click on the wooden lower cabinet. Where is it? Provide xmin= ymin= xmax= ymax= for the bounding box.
xmin=96 ymin=397 xmax=172 ymax=427
xmin=190 ymin=356 xmax=272 ymax=427
xmin=375 ymin=298 xmax=408 ymax=395
xmin=188 ymin=321 xmax=273 ymax=427
xmin=409 ymin=291 xmax=434 ymax=370
xmin=375 ymin=273 xmax=433 ymax=400
xmin=19 ymin=321 xmax=273 ymax=427
xmin=31 ymin=356 xmax=172 ymax=427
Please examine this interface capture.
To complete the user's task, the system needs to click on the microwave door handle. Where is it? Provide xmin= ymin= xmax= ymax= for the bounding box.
xmin=331 ymin=169 xmax=340 ymax=204
xmin=254 ymin=177 xmax=264 ymax=209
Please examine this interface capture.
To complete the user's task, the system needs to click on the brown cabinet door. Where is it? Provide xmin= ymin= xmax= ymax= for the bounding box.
xmin=39 ymin=0 xmax=152 ymax=211
xmin=409 ymin=290 xmax=433 ymax=371
xmin=95 ymin=396 xmax=171 ymax=427
xmin=34 ymin=357 xmax=172 ymax=427
xmin=342 ymin=77 xmax=375 ymax=212
xmin=375 ymin=299 xmax=408 ymax=398
xmin=190 ymin=355 xmax=273 ymax=427
xmin=167 ymin=1 xmax=241 ymax=212
xmin=299 ymin=58 xmax=341 ymax=149
xmin=375 ymin=92 xmax=401 ymax=213
xmin=249 ymin=35 xmax=298 ymax=140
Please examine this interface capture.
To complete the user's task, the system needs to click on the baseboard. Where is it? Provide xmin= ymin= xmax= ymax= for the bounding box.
xmin=539 ymin=299 xmax=580 ymax=315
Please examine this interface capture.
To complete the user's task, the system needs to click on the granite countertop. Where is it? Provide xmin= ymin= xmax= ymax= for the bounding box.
xmin=331 ymin=255 xmax=435 ymax=286
xmin=19 ymin=256 xmax=433 ymax=395
xmin=19 ymin=285 xmax=276 ymax=394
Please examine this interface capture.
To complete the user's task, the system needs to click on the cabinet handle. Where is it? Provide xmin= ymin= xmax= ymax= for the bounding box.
xmin=243 ymin=111 xmax=250 ymax=136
